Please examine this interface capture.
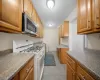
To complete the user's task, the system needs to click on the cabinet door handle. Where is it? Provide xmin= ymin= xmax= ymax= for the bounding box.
xmin=79 ymin=74 xmax=86 ymax=80
xmin=26 ymin=69 xmax=29 ymax=73
xmin=96 ymin=17 xmax=99 ymax=19
xmin=97 ymin=24 xmax=100 ymax=26
xmin=96 ymin=24 xmax=100 ymax=29
xmin=72 ymin=73 xmax=75 ymax=80
xmin=87 ymin=20 xmax=91 ymax=29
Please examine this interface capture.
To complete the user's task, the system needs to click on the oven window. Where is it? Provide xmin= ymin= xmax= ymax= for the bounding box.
xmin=27 ymin=18 xmax=36 ymax=32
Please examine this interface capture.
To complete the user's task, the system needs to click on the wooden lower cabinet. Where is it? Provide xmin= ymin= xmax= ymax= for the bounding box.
xmin=77 ymin=65 xmax=94 ymax=80
xmin=67 ymin=63 xmax=76 ymax=80
xmin=57 ymin=48 xmax=69 ymax=64
xmin=11 ymin=58 xmax=34 ymax=80
xmin=12 ymin=74 xmax=19 ymax=80
xmin=25 ymin=68 xmax=34 ymax=80
xmin=66 ymin=54 xmax=95 ymax=80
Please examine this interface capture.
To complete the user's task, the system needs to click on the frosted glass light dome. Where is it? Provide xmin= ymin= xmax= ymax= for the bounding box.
xmin=47 ymin=0 xmax=55 ymax=10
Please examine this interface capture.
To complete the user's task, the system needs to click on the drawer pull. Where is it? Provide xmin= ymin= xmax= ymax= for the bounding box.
xmin=26 ymin=69 xmax=29 ymax=73
xmin=97 ymin=24 xmax=100 ymax=26
xmin=79 ymin=74 xmax=86 ymax=80
xmin=72 ymin=73 xmax=75 ymax=80
xmin=96 ymin=17 xmax=99 ymax=19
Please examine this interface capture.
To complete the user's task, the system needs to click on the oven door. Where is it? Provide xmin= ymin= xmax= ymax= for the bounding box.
xmin=37 ymin=53 xmax=45 ymax=80
xmin=22 ymin=13 xmax=37 ymax=35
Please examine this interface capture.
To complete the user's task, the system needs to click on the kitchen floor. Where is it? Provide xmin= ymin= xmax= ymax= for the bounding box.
xmin=42 ymin=51 xmax=66 ymax=80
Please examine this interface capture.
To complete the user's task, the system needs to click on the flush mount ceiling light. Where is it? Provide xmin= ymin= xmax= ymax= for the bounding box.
xmin=47 ymin=0 xmax=55 ymax=10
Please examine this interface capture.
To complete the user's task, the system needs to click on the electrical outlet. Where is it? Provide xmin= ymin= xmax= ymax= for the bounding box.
xmin=26 ymin=40 xmax=28 ymax=42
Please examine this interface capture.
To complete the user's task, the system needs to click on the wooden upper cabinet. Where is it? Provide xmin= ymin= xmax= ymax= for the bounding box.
xmin=59 ymin=21 xmax=69 ymax=38
xmin=32 ymin=5 xmax=37 ymax=24
xmin=23 ymin=0 xmax=33 ymax=18
xmin=0 ymin=0 xmax=22 ymax=32
xmin=77 ymin=0 xmax=92 ymax=33
xmin=63 ymin=21 xmax=69 ymax=37
xmin=36 ymin=14 xmax=44 ymax=38
xmin=94 ymin=0 xmax=100 ymax=30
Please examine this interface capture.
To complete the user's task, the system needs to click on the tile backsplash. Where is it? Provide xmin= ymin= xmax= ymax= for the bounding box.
xmin=0 ymin=32 xmax=42 ymax=51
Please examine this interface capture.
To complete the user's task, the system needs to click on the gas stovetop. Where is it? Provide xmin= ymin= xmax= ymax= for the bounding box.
xmin=20 ymin=46 xmax=43 ymax=53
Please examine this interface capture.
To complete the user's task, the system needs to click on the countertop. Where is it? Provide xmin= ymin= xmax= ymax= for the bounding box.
xmin=0 ymin=53 xmax=34 ymax=80
xmin=57 ymin=44 xmax=69 ymax=48
xmin=67 ymin=49 xmax=100 ymax=80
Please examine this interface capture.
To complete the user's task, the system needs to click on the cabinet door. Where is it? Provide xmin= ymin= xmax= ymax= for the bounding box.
xmin=77 ymin=0 xmax=92 ymax=33
xmin=77 ymin=65 xmax=94 ymax=80
xmin=36 ymin=15 xmax=40 ymax=37
xmin=67 ymin=63 xmax=76 ymax=80
xmin=94 ymin=0 xmax=100 ymax=30
xmin=60 ymin=48 xmax=69 ymax=64
xmin=63 ymin=21 xmax=69 ymax=37
xmin=32 ymin=5 xmax=37 ymax=24
xmin=39 ymin=22 xmax=44 ymax=38
xmin=0 ymin=0 xmax=22 ymax=32
xmin=24 ymin=0 xmax=33 ymax=18
xmin=25 ymin=68 xmax=34 ymax=80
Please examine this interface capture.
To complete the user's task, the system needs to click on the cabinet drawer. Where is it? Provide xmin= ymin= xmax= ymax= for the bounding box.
xmin=77 ymin=65 xmax=94 ymax=80
xmin=20 ymin=58 xmax=34 ymax=80
xmin=67 ymin=55 xmax=76 ymax=71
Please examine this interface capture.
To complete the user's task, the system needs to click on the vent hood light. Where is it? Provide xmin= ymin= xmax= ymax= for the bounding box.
xmin=47 ymin=0 xmax=55 ymax=10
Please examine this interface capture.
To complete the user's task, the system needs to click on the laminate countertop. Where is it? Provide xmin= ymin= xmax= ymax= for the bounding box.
xmin=67 ymin=49 xmax=100 ymax=80
xmin=0 ymin=53 xmax=34 ymax=80
xmin=57 ymin=44 xmax=69 ymax=48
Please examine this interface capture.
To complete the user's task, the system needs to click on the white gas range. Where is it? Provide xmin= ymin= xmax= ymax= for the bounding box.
xmin=13 ymin=40 xmax=45 ymax=80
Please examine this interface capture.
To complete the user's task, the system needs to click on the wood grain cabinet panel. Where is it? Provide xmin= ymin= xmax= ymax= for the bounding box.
xmin=77 ymin=0 xmax=92 ymax=33
xmin=20 ymin=58 xmax=34 ymax=80
xmin=67 ymin=63 xmax=76 ymax=80
xmin=57 ymin=48 xmax=68 ymax=64
xmin=77 ymin=65 xmax=94 ymax=80
xmin=0 ymin=0 xmax=22 ymax=32
xmin=23 ymin=0 xmax=33 ymax=18
xmin=67 ymin=55 xmax=76 ymax=71
xmin=59 ymin=21 xmax=69 ymax=38
xmin=66 ymin=54 xmax=95 ymax=80
xmin=61 ymin=48 xmax=68 ymax=64
xmin=36 ymin=14 xmax=44 ymax=38
xmin=94 ymin=0 xmax=100 ymax=31
xmin=32 ymin=5 xmax=37 ymax=24
xmin=25 ymin=68 xmax=34 ymax=80
xmin=63 ymin=21 xmax=69 ymax=37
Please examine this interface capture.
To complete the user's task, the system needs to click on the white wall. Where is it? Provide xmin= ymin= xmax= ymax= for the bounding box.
xmin=43 ymin=27 xmax=59 ymax=52
xmin=69 ymin=22 xmax=84 ymax=51
xmin=0 ymin=32 xmax=42 ymax=51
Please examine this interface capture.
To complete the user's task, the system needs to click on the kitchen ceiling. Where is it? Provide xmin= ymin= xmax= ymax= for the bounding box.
xmin=32 ymin=0 xmax=76 ymax=27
